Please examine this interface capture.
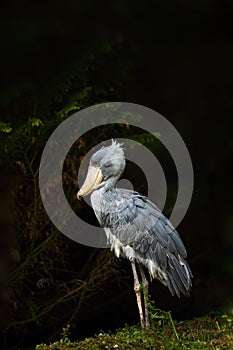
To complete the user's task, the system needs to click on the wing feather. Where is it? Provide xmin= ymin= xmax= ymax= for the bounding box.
xmin=95 ymin=188 xmax=192 ymax=297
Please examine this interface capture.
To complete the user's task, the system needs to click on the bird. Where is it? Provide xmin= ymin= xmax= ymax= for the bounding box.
xmin=77 ymin=140 xmax=192 ymax=328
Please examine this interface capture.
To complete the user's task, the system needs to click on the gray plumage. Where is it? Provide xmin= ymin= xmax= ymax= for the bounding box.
xmin=78 ymin=140 xmax=192 ymax=327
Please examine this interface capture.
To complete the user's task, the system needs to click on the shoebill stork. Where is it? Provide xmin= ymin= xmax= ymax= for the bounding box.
xmin=77 ymin=140 xmax=192 ymax=328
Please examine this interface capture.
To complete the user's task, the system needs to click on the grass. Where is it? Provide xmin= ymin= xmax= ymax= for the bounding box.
xmin=35 ymin=311 xmax=233 ymax=350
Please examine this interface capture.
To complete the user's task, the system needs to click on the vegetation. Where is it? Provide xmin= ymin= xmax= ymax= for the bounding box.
xmin=1 ymin=44 xmax=161 ymax=348
xmin=1 ymin=5 xmax=233 ymax=347
xmin=0 ymin=45 xmax=132 ymax=346
xmin=36 ymin=312 xmax=233 ymax=350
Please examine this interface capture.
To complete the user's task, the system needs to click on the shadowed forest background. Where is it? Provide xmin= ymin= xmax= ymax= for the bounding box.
xmin=0 ymin=1 xmax=233 ymax=349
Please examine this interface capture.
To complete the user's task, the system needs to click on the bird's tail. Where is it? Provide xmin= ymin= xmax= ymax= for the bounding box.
xmin=166 ymin=253 xmax=193 ymax=297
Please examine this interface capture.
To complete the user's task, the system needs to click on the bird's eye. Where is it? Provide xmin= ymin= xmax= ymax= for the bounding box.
xmin=102 ymin=161 xmax=112 ymax=168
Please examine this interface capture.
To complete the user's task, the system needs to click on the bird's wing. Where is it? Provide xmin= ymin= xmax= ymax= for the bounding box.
xmin=99 ymin=188 xmax=187 ymax=257
xmin=98 ymin=188 xmax=192 ymax=296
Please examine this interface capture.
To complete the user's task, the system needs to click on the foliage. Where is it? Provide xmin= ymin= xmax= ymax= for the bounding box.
xmin=35 ymin=313 xmax=233 ymax=350
xmin=0 ymin=121 xmax=12 ymax=133
xmin=0 ymin=43 xmax=135 ymax=347
xmin=1 ymin=40 xmax=192 ymax=350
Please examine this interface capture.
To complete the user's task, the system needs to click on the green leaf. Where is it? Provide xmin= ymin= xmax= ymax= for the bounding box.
xmin=0 ymin=122 xmax=12 ymax=133
xmin=30 ymin=118 xmax=44 ymax=127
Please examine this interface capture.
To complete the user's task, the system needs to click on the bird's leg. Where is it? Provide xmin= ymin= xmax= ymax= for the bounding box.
xmin=131 ymin=261 xmax=145 ymax=328
xmin=139 ymin=265 xmax=150 ymax=329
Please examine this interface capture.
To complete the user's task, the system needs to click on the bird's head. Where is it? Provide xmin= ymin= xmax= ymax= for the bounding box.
xmin=77 ymin=140 xmax=125 ymax=199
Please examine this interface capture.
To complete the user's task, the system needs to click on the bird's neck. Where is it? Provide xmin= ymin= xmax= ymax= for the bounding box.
xmin=91 ymin=184 xmax=117 ymax=213
xmin=104 ymin=177 xmax=119 ymax=191
xmin=94 ymin=183 xmax=117 ymax=199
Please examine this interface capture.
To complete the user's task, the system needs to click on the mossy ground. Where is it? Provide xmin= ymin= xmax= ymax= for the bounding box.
xmin=36 ymin=312 xmax=233 ymax=350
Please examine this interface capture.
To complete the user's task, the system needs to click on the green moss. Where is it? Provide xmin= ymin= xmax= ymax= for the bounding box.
xmin=35 ymin=313 xmax=233 ymax=350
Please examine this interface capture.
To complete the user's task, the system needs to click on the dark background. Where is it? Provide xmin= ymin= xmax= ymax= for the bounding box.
xmin=1 ymin=1 xmax=233 ymax=349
